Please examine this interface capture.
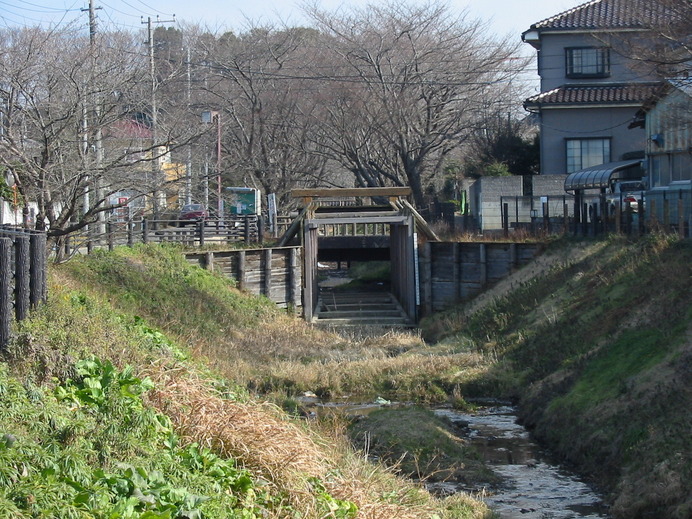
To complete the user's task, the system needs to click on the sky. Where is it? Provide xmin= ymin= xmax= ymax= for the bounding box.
xmin=1 ymin=0 xmax=581 ymax=42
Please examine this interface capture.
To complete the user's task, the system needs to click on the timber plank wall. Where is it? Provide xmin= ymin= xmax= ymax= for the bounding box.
xmin=184 ymin=246 xmax=302 ymax=309
xmin=419 ymin=242 xmax=543 ymax=315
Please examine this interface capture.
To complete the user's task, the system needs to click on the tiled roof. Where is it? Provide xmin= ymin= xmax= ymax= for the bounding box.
xmin=529 ymin=0 xmax=671 ymax=31
xmin=524 ymin=83 xmax=664 ymax=107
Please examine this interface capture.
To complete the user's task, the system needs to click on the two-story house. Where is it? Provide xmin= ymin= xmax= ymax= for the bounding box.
xmin=522 ymin=0 xmax=668 ymax=178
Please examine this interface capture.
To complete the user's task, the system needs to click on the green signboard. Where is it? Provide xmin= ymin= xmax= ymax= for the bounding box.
xmin=224 ymin=187 xmax=261 ymax=215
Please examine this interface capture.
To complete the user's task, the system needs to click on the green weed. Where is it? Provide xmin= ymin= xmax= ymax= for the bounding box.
xmin=0 ymin=360 xmax=278 ymax=518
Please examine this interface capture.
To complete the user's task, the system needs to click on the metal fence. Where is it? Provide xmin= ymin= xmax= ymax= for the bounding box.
xmin=0 ymin=227 xmax=47 ymax=350
xmin=499 ymin=186 xmax=691 ymax=238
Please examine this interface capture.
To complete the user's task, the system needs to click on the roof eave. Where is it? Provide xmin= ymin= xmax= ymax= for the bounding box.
xmin=527 ymin=102 xmax=646 ymax=110
xmin=521 ymin=29 xmax=541 ymax=49
xmin=532 ymin=27 xmax=647 ymax=35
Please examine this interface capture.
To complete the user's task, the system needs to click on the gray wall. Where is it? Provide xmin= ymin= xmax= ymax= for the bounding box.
xmin=540 ymin=107 xmax=647 ymax=176
xmin=470 ymin=176 xmax=523 ymax=230
xmin=533 ymin=174 xmax=568 ymax=195
xmin=469 ymin=176 xmax=569 ymax=231
xmin=538 ymin=33 xmax=651 ymax=92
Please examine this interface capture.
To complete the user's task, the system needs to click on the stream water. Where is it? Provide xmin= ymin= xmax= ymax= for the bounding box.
xmin=433 ymin=404 xmax=610 ymax=519
xmin=302 ymin=397 xmax=610 ymax=518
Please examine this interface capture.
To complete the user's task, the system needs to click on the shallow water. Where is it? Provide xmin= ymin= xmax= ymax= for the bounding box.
xmin=298 ymin=396 xmax=610 ymax=518
xmin=434 ymin=405 xmax=610 ymax=519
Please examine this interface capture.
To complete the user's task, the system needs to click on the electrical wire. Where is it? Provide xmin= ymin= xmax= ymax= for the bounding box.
xmin=0 ymin=0 xmax=79 ymax=13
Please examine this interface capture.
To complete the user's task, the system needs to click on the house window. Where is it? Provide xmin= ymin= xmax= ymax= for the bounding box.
xmin=651 ymin=153 xmax=692 ymax=187
xmin=566 ymin=47 xmax=610 ymax=78
xmin=566 ymin=138 xmax=611 ymax=173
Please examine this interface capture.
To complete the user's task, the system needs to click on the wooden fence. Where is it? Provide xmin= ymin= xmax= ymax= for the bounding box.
xmin=0 ymin=227 xmax=48 ymax=349
xmin=419 ymin=241 xmax=543 ymax=314
xmin=184 ymin=246 xmax=302 ymax=309
xmin=62 ymin=215 xmax=262 ymax=257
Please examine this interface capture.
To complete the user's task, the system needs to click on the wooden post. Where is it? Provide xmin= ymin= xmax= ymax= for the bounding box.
xmin=142 ymin=218 xmax=149 ymax=244
xmin=204 ymin=252 xmax=214 ymax=271
xmin=599 ymin=196 xmax=607 ymax=236
xmin=197 ymin=220 xmax=205 ymax=247
xmin=107 ymin=222 xmax=115 ymax=251
xmin=479 ymin=243 xmax=487 ymax=287
xmin=679 ymin=199 xmax=685 ymax=239
xmin=258 ymin=216 xmax=264 ymax=245
xmin=238 ymin=250 xmax=246 ymax=291
xmin=14 ymin=235 xmax=30 ymax=321
xmin=638 ymin=199 xmax=645 ymax=235
xmin=263 ymin=248 xmax=273 ymax=297
xmin=582 ymin=202 xmax=589 ymax=236
xmin=0 ymin=238 xmax=11 ymax=350
xmin=452 ymin=242 xmax=460 ymax=301
xmin=288 ymin=247 xmax=298 ymax=311
xmin=573 ymin=191 xmax=581 ymax=235
xmin=29 ymin=232 xmax=47 ymax=307
xmin=502 ymin=202 xmax=509 ymax=237
xmin=86 ymin=228 xmax=93 ymax=254
xmin=244 ymin=217 xmax=251 ymax=243
xmin=563 ymin=202 xmax=569 ymax=235
xmin=419 ymin=242 xmax=433 ymax=316
xmin=127 ymin=220 xmax=134 ymax=247
xmin=649 ymin=199 xmax=658 ymax=229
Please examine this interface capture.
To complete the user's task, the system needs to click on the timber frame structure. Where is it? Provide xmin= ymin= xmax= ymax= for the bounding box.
xmin=278 ymin=187 xmax=439 ymax=324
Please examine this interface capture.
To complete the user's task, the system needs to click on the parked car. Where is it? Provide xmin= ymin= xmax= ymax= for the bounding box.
xmin=178 ymin=204 xmax=208 ymax=226
xmin=606 ymin=180 xmax=646 ymax=213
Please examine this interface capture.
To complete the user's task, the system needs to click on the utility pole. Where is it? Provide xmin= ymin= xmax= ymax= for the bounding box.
xmin=86 ymin=0 xmax=99 ymax=45
xmin=142 ymin=15 xmax=175 ymax=222
xmin=82 ymin=0 xmax=105 ymax=242
xmin=186 ymin=46 xmax=192 ymax=205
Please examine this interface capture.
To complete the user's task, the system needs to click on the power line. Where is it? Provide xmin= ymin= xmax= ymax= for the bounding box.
xmin=0 ymin=0 xmax=80 ymax=13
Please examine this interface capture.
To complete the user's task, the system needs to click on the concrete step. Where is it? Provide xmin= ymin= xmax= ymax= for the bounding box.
xmin=313 ymin=290 xmax=413 ymax=327
xmin=314 ymin=316 xmax=414 ymax=327
xmin=319 ymin=294 xmax=395 ymax=304
xmin=320 ymin=302 xmax=399 ymax=311
xmin=319 ymin=309 xmax=405 ymax=319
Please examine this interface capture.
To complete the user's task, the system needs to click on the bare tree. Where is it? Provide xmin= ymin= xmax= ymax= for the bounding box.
xmin=0 ymin=26 xmax=193 ymax=257
xmin=303 ymin=1 xmax=529 ymax=207
xmin=614 ymin=0 xmax=691 ymax=82
xmin=198 ymin=26 xmax=331 ymax=207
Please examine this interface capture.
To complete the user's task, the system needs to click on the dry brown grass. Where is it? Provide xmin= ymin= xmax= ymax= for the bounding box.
xmin=203 ymin=325 xmax=487 ymax=399
xmin=145 ymin=364 xmax=487 ymax=519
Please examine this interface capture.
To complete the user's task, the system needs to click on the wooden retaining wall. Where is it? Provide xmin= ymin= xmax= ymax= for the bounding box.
xmin=184 ymin=247 xmax=302 ymax=309
xmin=0 ymin=228 xmax=48 ymax=349
xmin=419 ymin=242 xmax=543 ymax=314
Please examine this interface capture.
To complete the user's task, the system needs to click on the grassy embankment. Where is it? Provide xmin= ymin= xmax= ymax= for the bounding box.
xmin=0 ymin=244 xmax=491 ymax=519
xmin=3 ymin=233 xmax=689 ymax=519
xmin=421 ymin=233 xmax=691 ymax=519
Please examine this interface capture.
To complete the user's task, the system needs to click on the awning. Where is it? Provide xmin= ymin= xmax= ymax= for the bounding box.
xmin=564 ymin=160 xmax=644 ymax=192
